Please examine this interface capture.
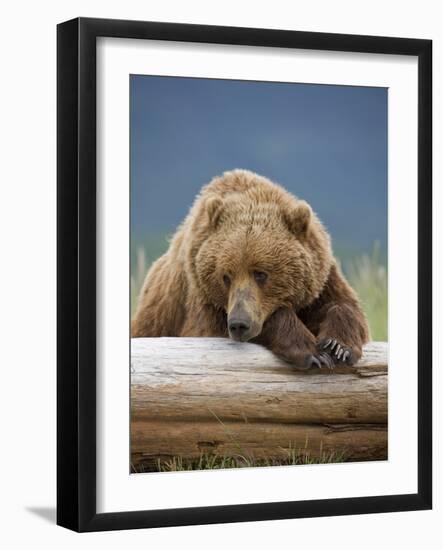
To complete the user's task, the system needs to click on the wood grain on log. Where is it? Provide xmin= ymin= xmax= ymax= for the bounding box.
xmin=131 ymin=338 xmax=388 ymax=468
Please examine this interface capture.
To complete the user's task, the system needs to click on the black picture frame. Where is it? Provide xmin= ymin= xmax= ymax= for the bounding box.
xmin=57 ymin=17 xmax=432 ymax=532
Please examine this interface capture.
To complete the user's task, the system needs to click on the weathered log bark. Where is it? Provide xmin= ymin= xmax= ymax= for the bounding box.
xmin=131 ymin=338 xmax=387 ymax=469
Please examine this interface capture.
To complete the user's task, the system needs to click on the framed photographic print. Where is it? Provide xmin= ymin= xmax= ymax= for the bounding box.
xmin=57 ymin=17 xmax=432 ymax=532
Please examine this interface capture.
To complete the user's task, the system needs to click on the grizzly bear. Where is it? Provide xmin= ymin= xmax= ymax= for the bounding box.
xmin=132 ymin=170 xmax=370 ymax=370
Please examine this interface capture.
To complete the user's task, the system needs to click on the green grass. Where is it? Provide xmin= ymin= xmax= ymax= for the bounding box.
xmin=131 ymin=233 xmax=172 ymax=316
xmin=131 ymin=447 xmax=348 ymax=473
xmin=344 ymin=242 xmax=387 ymax=341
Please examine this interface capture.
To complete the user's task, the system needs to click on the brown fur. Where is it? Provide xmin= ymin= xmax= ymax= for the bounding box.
xmin=132 ymin=170 xmax=370 ymax=368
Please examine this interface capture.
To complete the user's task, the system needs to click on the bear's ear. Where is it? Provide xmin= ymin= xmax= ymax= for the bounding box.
xmin=285 ymin=200 xmax=312 ymax=236
xmin=205 ymin=196 xmax=224 ymax=228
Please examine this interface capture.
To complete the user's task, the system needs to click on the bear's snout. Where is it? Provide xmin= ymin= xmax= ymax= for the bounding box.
xmin=227 ymin=287 xmax=263 ymax=342
xmin=228 ymin=318 xmax=251 ymax=341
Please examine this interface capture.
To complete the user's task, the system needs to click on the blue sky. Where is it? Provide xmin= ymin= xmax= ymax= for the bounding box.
xmin=130 ymin=75 xmax=387 ymax=256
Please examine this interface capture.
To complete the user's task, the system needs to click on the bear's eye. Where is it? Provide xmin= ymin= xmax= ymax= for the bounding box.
xmin=253 ymin=271 xmax=268 ymax=284
xmin=223 ymin=274 xmax=231 ymax=288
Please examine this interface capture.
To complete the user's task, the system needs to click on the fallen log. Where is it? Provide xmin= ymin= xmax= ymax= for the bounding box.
xmin=131 ymin=338 xmax=387 ymax=469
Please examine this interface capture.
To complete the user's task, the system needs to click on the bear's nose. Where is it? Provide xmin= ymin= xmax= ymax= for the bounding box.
xmin=228 ymin=319 xmax=251 ymax=340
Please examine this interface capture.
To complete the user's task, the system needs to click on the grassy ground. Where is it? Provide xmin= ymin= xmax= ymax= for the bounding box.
xmin=344 ymin=242 xmax=387 ymax=341
xmin=132 ymin=447 xmax=348 ymax=473
xmin=131 ymin=238 xmax=388 ymax=340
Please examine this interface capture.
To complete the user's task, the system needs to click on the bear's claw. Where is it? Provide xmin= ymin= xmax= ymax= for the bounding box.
xmin=300 ymin=352 xmax=335 ymax=371
xmin=309 ymin=355 xmax=322 ymax=369
xmin=318 ymin=352 xmax=334 ymax=369
xmin=284 ymin=348 xmax=346 ymax=371
xmin=318 ymin=338 xmax=355 ymax=365
xmin=291 ymin=353 xmax=332 ymax=371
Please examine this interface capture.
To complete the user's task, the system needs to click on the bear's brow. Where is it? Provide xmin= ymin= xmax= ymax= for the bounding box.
xmin=230 ymin=202 xmax=283 ymax=227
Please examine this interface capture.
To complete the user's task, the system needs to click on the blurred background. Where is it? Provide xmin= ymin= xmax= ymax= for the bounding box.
xmin=130 ymin=75 xmax=387 ymax=340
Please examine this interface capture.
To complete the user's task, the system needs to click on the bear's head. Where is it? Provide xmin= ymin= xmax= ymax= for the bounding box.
xmin=187 ymin=172 xmax=333 ymax=342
